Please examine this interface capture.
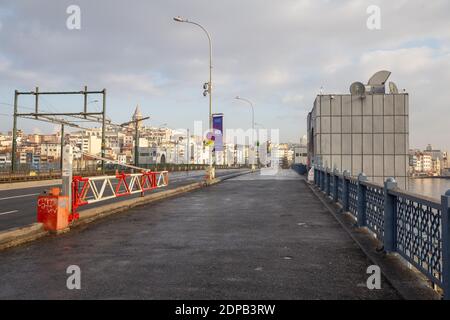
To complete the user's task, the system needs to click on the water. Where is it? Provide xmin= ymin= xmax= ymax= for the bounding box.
xmin=408 ymin=178 xmax=450 ymax=200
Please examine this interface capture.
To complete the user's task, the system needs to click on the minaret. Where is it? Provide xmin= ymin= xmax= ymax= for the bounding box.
xmin=132 ymin=105 xmax=143 ymax=130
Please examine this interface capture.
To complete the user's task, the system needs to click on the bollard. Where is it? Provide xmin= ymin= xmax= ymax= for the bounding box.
xmin=441 ymin=190 xmax=450 ymax=300
xmin=342 ymin=170 xmax=350 ymax=213
xmin=357 ymin=173 xmax=368 ymax=227
xmin=383 ymin=177 xmax=398 ymax=253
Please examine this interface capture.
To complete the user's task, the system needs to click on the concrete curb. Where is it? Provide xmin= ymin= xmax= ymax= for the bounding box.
xmin=305 ymin=179 xmax=441 ymax=300
xmin=0 ymin=223 xmax=49 ymax=251
xmin=0 ymin=170 xmax=252 ymax=251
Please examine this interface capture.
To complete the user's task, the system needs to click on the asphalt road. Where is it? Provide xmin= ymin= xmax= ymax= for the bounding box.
xmin=0 ymin=169 xmax=244 ymax=232
xmin=0 ymin=170 xmax=401 ymax=299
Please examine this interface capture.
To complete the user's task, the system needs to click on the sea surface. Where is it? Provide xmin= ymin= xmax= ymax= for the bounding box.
xmin=408 ymin=178 xmax=450 ymax=200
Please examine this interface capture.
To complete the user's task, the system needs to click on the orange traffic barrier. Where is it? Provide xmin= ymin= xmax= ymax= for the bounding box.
xmin=37 ymin=187 xmax=70 ymax=232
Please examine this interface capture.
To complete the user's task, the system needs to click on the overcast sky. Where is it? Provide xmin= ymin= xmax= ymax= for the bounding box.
xmin=0 ymin=0 xmax=449 ymax=149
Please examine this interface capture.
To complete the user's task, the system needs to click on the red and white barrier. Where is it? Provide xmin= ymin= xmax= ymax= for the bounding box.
xmin=71 ymin=171 xmax=169 ymax=215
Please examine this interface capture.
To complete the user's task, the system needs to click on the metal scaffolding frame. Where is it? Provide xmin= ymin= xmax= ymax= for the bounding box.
xmin=11 ymin=86 xmax=107 ymax=173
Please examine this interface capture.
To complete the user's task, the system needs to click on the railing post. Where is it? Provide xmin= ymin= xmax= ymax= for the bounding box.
xmin=320 ymin=167 xmax=324 ymax=190
xmin=383 ymin=177 xmax=398 ymax=253
xmin=441 ymin=190 xmax=450 ymax=300
xmin=318 ymin=167 xmax=321 ymax=190
xmin=342 ymin=170 xmax=350 ymax=213
xmin=322 ymin=168 xmax=326 ymax=191
xmin=357 ymin=173 xmax=368 ymax=227
xmin=325 ymin=168 xmax=331 ymax=196
xmin=319 ymin=167 xmax=323 ymax=189
xmin=333 ymin=168 xmax=339 ymax=202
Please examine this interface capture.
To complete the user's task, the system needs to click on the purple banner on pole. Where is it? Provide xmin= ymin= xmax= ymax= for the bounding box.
xmin=212 ymin=113 xmax=224 ymax=152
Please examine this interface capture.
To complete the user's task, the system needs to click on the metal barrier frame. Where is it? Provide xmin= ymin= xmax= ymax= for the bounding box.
xmin=72 ymin=171 xmax=169 ymax=213
xmin=312 ymin=166 xmax=450 ymax=299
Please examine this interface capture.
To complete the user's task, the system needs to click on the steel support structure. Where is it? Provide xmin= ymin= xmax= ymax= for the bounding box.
xmin=11 ymin=87 xmax=107 ymax=173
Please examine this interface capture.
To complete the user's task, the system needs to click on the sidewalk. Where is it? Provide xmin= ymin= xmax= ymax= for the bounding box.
xmin=0 ymin=170 xmax=401 ymax=299
xmin=0 ymin=179 xmax=62 ymax=191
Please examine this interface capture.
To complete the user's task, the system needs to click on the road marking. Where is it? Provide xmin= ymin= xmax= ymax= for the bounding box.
xmin=0 ymin=193 xmax=40 ymax=201
xmin=0 ymin=210 xmax=19 ymax=216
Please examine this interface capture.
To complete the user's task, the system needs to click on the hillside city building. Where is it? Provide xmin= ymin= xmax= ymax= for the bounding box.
xmin=0 ymin=106 xmax=294 ymax=170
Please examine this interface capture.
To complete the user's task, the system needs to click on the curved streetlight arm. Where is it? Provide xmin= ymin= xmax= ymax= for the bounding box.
xmin=235 ymin=96 xmax=255 ymax=134
xmin=174 ymin=17 xmax=213 ymax=130
xmin=184 ymin=20 xmax=212 ymax=62
xmin=235 ymin=96 xmax=256 ymax=168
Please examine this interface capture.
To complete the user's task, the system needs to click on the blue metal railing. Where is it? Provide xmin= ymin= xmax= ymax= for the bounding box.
xmin=365 ymin=183 xmax=385 ymax=239
xmin=337 ymin=177 xmax=343 ymax=203
xmin=313 ymin=166 xmax=450 ymax=299
xmin=292 ymin=164 xmax=308 ymax=175
xmin=348 ymin=179 xmax=358 ymax=218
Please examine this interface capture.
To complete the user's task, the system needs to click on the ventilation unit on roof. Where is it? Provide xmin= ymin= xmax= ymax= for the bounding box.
xmin=349 ymin=70 xmax=395 ymax=95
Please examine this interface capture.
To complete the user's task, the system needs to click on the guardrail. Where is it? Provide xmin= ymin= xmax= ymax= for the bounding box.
xmin=313 ymin=166 xmax=450 ymax=299
xmin=72 ymin=171 xmax=169 ymax=214
xmin=0 ymin=164 xmax=250 ymax=184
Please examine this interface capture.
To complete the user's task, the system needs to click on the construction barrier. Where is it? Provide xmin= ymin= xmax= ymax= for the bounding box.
xmin=71 ymin=171 xmax=169 ymax=215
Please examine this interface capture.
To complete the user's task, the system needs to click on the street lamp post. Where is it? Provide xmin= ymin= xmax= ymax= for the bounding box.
xmin=235 ymin=96 xmax=256 ymax=170
xmin=173 ymin=16 xmax=214 ymax=180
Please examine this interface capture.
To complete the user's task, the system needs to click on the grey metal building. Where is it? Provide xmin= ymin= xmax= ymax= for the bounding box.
xmin=307 ymin=71 xmax=409 ymax=189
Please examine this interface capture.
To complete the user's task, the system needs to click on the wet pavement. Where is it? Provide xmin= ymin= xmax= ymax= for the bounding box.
xmin=0 ymin=169 xmax=243 ymax=232
xmin=0 ymin=170 xmax=401 ymax=299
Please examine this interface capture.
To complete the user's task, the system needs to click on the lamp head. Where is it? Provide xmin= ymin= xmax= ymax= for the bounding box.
xmin=173 ymin=16 xmax=187 ymax=22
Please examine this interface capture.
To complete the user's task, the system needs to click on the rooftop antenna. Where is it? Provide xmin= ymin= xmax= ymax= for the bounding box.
xmin=367 ymin=70 xmax=391 ymax=94
xmin=389 ymin=81 xmax=399 ymax=94
xmin=349 ymin=82 xmax=366 ymax=97
xmin=368 ymin=70 xmax=391 ymax=86
xmin=319 ymin=86 xmax=324 ymax=95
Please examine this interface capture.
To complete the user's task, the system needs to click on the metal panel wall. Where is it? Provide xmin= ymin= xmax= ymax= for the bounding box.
xmin=312 ymin=93 xmax=409 ymax=189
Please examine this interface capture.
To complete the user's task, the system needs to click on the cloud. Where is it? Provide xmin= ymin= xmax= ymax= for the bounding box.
xmin=0 ymin=0 xmax=449 ymax=147
xmin=359 ymin=47 xmax=447 ymax=75
xmin=282 ymin=94 xmax=304 ymax=105
xmin=100 ymin=73 xmax=163 ymax=96
xmin=259 ymin=68 xmax=290 ymax=86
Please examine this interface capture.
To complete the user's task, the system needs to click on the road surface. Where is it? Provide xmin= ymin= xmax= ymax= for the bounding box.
xmin=0 ymin=169 xmax=244 ymax=232
xmin=0 ymin=170 xmax=401 ymax=299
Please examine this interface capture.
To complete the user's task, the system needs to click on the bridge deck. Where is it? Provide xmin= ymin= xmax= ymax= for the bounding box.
xmin=0 ymin=170 xmax=401 ymax=299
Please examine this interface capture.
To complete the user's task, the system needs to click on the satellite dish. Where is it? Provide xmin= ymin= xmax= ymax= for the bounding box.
xmin=389 ymin=82 xmax=399 ymax=94
xmin=368 ymin=70 xmax=391 ymax=85
xmin=350 ymin=82 xmax=366 ymax=96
